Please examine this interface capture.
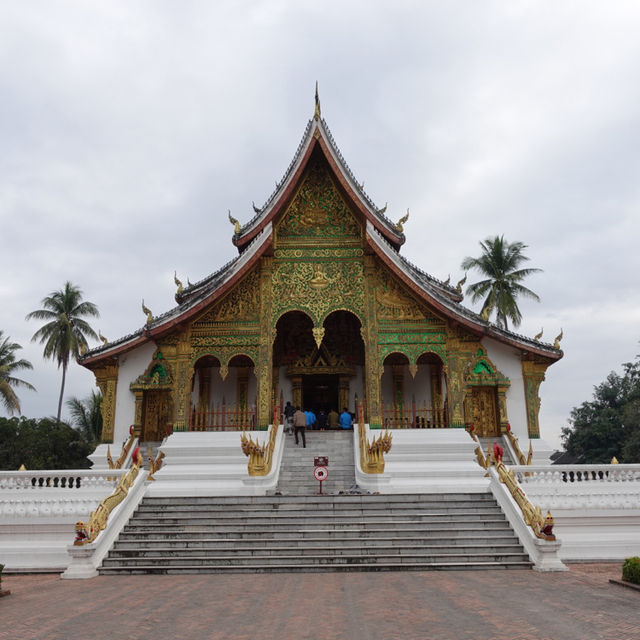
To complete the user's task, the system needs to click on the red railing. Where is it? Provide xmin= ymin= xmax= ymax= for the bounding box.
xmin=190 ymin=404 xmax=257 ymax=431
xmin=382 ymin=404 xmax=448 ymax=429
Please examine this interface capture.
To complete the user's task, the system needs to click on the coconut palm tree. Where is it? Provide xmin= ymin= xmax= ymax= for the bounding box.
xmin=26 ymin=282 xmax=99 ymax=423
xmin=461 ymin=235 xmax=541 ymax=331
xmin=67 ymin=390 xmax=103 ymax=445
xmin=0 ymin=331 xmax=36 ymax=415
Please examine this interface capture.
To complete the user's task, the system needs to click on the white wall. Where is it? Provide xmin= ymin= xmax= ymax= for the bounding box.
xmin=481 ymin=337 xmax=529 ymax=440
xmin=113 ymin=341 xmax=156 ymax=445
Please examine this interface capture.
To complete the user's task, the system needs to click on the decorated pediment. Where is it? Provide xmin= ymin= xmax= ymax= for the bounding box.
xmin=276 ymin=159 xmax=361 ymax=241
xmin=288 ymin=343 xmax=355 ymax=377
xmin=464 ymin=348 xmax=510 ymax=388
xmin=130 ymin=351 xmax=173 ymax=391
xmin=194 ymin=270 xmax=260 ymax=325
xmin=375 ymin=266 xmax=442 ymax=323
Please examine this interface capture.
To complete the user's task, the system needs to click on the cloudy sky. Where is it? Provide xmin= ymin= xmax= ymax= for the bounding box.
xmin=2 ymin=1 xmax=639 ymax=450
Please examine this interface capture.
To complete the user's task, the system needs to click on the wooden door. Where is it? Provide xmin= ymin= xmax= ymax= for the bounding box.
xmin=142 ymin=390 xmax=171 ymax=441
xmin=472 ymin=386 xmax=500 ymax=437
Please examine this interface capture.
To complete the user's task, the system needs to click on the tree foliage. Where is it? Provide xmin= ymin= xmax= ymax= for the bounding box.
xmin=26 ymin=282 xmax=99 ymax=423
xmin=0 ymin=416 xmax=93 ymax=470
xmin=461 ymin=235 xmax=541 ymax=330
xmin=66 ymin=390 xmax=103 ymax=446
xmin=561 ymin=356 xmax=640 ymax=463
xmin=0 ymin=331 xmax=36 ymax=415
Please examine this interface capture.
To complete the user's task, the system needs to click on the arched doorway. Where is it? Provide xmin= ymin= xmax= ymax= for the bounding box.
xmin=381 ymin=352 xmax=410 ymax=427
xmin=272 ymin=310 xmax=364 ymax=418
xmin=191 ymin=354 xmax=257 ymax=430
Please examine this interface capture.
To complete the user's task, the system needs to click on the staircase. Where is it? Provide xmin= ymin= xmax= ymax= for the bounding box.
xmin=276 ymin=430 xmax=354 ymax=495
xmin=99 ymin=492 xmax=532 ymax=574
xmin=476 ymin=436 xmax=515 ymax=465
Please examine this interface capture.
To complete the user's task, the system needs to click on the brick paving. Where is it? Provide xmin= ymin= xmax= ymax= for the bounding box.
xmin=0 ymin=564 xmax=637 ymax=640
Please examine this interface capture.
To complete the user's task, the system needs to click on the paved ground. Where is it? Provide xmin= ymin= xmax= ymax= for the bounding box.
xmin=0 ymin=564 xmax=637 ymax=640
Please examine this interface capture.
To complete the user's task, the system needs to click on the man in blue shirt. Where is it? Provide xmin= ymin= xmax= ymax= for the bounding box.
xmin=305 ymin=409 xmax=316 ymax=430
xmin=339 ymin=408 xmax=353 ymax=430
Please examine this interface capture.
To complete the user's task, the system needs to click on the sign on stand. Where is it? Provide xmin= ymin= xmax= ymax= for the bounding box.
xmin=313 ymin=456 xmax=329 ymax=494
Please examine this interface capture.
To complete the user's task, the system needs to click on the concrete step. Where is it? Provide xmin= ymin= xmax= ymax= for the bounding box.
xmin=100 ymin=491 xmax=532 ymax=574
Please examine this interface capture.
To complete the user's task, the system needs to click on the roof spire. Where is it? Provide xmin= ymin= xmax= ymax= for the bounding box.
xmin=314 ymin=81 xmax=321 ymax=120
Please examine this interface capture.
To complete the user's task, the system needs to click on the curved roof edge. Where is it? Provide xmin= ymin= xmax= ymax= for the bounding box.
xmin=366 ymin=223 xmax=562 ymax=361
xmin=80 ymin=224 xmax=274 ymax=367
xmin=232 ymin=115 xmax=406 ymax=251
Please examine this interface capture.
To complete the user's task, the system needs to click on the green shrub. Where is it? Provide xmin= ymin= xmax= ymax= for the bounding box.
xmin=622 ymin=557 xmax=640 ymax=584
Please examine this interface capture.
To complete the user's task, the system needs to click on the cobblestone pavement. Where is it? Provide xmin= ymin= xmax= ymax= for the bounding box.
xmin=0 ymin=564 xmax=637 ymax=640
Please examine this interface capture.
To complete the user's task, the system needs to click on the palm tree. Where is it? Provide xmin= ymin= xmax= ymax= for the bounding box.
xmin=0 ymin=331 xmax=36 ymax=415
xmin=67 ymin=390 xmax=103 ymax=445
xmin=461 ymin=235 xmax=541 ymax=331
xmin=26 ymin=282 xmax=99 ymax=423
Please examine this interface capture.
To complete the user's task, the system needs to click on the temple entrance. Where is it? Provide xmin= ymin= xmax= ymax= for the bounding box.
xmin=141 ymin=389 xmax=171 ymax=441
xmin=302 ymin=374 xmax=339 ymax=412
xmin=272 ymin=309 xmax=365 ymax=420
xmin=471 ymin=386 xmax=500 ymax=437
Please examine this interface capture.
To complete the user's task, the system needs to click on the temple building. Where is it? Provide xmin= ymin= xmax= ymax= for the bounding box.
xmin=80 ymin=96 xmax=562 ymax=448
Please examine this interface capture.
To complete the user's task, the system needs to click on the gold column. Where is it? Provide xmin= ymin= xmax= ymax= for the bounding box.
xmin=430 ymin=365 xmax=442 ymax=426
xmin=132 ymin=390 xmax=144 ymax=438
xmin=522 ymin=359 xmax=548 ymax=438
xmin=257 ymin=257 xmax=274 ymax=428
xmin=95 ymin=363 xmax=119 ymax=443
xmin=291 ymin=375 xmax=303 ymax=409
xmin=392 ymin=364 xmax=404 ymax=422
xmin=171 ymin=332 xmax=193 ymax=432
xmin=198 ymin=368 xmax=211 ymax=419
xmin=445 ymin=350 xmax=466 ymax=428
xmin=338 ymin=375 xmax=350 ymax=412
xmin=363 ymin=256 xmax=382 ymax=427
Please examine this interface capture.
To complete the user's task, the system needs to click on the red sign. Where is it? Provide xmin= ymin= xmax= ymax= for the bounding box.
xmin=313 ymin=466 xmax=328 ymax=482
xmin=314 ymin=456 xmax=329 ymax=466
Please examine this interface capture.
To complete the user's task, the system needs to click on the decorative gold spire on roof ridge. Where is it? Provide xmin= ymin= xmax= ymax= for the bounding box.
xmin=98 ymin=330 xmax=108 ymax=345
xmin=534 ymin=328 xmax=543 ymax=342
xmin=395 ymin=208 xmax=409 ymax=232
xmin=456 ymin=273 xmax=467 ymax=294
xmin=314 ymin=81 xmax=321 ymax=120
xmin=174 ymin=271 xmax=183 ymax=296
xmin=554 ymin=328 xmax=563 ymax=350
xmin=228 ymin=210 xmax=241 ymax=235
xmin=142 ymin=300 xmax=153 ymax=325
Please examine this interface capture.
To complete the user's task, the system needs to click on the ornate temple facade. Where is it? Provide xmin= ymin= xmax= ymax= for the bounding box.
xmin=80 ymin=100 xmax=562 ymax=447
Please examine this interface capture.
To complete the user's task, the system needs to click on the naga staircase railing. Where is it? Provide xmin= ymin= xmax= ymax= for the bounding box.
xmin=106 ymin=427 xmax=137 ymax=470
xmin=505 ymin=427 xmax=533 ymax=465
xmin=240 ymin=423 xmax=279 ymax=476
xmin=73 ymin=450 xmax=144 ymax=545
xmin=490 ymin=448 xmax=555 ymax=542
xmin=358 ymin=404 xmax=392 ymax=474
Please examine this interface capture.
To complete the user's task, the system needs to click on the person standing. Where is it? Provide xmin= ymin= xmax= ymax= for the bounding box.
xmin=284 ymin=401 xmax=295 ymax=435
xmin=305 ymin=408 xmax=317 ymax=430
xmin=293 ymin=406 xmax=307 ymax=447
xmin=339 ymin=407 xmax=353 ymax=430
xmin=328 ymin=408 xmax=340 ymax=430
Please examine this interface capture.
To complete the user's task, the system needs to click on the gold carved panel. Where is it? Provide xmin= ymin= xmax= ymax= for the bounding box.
xmin=271 ymin=259 xmax=365 ymax=326
xmin=276 ymin=160 xmax=361 ymax=242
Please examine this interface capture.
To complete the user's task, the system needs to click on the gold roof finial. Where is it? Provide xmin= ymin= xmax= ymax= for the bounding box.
xmin=174 ymin=271 xmax=184 ymax=295
xmin=611 ymin=456 xmax=619 ymax=464
xmin=314 ymin=81 xmax=321 ymax=120
xmin=395 ymin=208 xmax=409 ymax=232
xmin=142 ymin=299 xmax=153 ymax=325
xmin=534 ymin=328 xmax=543 ymax=342
xmin=98 ymin=330 xmax=108 ymax=345
xmin=456 ymin=272 xmax=467 ymax=294
xmin=18 ymin=463 xmax=26 ymax=471
xmin=228 ymin=210 xmax=241 ymax=235
xmin=443 ymin=274 xmax=451 ymax=286
xmin=553 ymin=328 xmax=563 ymax=350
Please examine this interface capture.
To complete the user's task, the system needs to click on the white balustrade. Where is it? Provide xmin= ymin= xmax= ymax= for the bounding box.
xmin=0 ymin=469 xmax=124 ymax=491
